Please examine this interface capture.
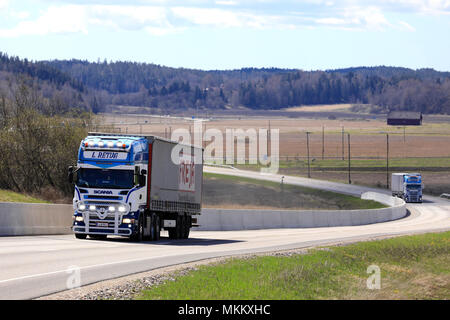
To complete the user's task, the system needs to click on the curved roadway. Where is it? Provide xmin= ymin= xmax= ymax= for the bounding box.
xmin=0 ymin=166 xmax=448 ymax=299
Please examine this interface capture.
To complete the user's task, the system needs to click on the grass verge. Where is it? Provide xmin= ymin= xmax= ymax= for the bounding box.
xmin=232 ymin=157 xmax=450 ymax=170
xmin=203 ymin=172 xmax=386 ymax=210
xmin=136 ymin=232 xmax=450 ymax=300
xmin=0 ymin=189 xmax=49 ymax=203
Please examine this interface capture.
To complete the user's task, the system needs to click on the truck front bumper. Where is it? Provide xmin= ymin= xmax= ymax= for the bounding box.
xmin=73 ymin=225 xmax=132 ymax=236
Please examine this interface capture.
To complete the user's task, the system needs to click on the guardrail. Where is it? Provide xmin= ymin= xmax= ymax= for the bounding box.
xmin=0 ymin=202 xmax=73 ymax=236
xmin=193 ymin=192 xmax=406 ymax=231
xmin=0 ymin=192 xmax=406 ymax=236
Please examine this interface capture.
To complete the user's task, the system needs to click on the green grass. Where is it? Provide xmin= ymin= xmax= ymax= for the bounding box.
xmin=203 ymin=172 xmax=386 ymax=210
xmin=0 ymin=189 xmax=49 ymax=203
xmin=231 ymin=157 xmax=450 ymax=170
xmin=137 ymin=232 xmax=450 ymax=300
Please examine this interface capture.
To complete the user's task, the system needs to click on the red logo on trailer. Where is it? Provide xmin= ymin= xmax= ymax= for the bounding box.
xmin=179 ymin=153 xmax=195 ymax=192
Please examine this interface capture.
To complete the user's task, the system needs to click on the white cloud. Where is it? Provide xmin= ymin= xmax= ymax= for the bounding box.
xmin=380 ymin=0 xmax=450 ymax=15
xmin=0 ymin=0 xmax=9 ymax=11
xmin=215 ymin=0 xmax=238 ymax=5
xmin=1 ymin=0 xmax=444 ymax=38
xmin=88 ymin=5 xmax=169 ymax=30
xmin=172 ymin=7 xmax=263 ymax=28
xmin=398 ymin=20 xmax=416 ymax=31
xmin=313 ymin=6 xmax=392 ymax=31
xmin=0 ymin=5 xmax=88 ymax=37
xmin=343 ymin=6 xmax=392 ymax=31
xmin=9 ymin=10 xmax=30 ymax=20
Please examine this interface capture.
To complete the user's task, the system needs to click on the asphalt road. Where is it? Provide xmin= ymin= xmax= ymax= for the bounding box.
xmin=0 ymin=167 xmax=449 ymax=299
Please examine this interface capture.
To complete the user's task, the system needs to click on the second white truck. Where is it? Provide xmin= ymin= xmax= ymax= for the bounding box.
xmin=391 ymin=173 xmax=423 ymax=203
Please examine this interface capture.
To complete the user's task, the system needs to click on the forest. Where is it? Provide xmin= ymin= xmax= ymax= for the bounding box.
xmin=1 ymin=51 xmax=450 ymax=115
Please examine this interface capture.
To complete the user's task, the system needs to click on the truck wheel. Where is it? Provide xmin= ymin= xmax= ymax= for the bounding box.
xmin=150 ymin=213 xmax=157 ymax=241
xmin=131 ymin=218 xmax=143 ymax=242
xmin=169 ymin=216 xmax=182 ymax=240
xmin=183 ymin=216 xmax=191 ymax=239
xmin=75 ymin=234 xmax=87 ymax=239
xmin=176 ymin=216 xmax=183 ymax=239
xmin=154 ymin=216 xmax=160 ymax=241
xmin=168 ymin=228 xmax=177 ymax=239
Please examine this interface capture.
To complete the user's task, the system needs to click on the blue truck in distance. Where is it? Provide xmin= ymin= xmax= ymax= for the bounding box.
xmin=391 ymin=173 xmax=423 ymax=203
xmin=69 ymin=132 xmax=203 ymax=241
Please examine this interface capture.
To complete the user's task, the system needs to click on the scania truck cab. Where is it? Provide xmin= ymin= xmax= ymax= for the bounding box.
xmin=69 ymin=133 xmax=203 ymax=241
xmin=391 ymin=173 xmax=423 ymax=203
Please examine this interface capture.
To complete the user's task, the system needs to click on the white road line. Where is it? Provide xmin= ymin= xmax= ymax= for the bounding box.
xmin=0 ymin=253 xmax=172 ymax=284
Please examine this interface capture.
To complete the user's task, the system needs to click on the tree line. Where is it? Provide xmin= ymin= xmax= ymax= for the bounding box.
xmin=0 ymin=80 xmax=96 ymax=200
xmin=1 ymin=51 xmax=450 ymax=114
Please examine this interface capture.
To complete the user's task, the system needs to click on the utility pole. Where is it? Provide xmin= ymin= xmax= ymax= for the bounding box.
xmin=322 ymin=125 xmax=325 ymax=160
xmin=386 ymin=133 xmax=390 ymax=189
xmin=341 ymin=126 xmax=345 ymax=161
xmin=306 ymin=131 xmax=311 ymax=178
xmin=268 ymin=120 xmax=271 ymax=158
xmin=348 ymin=133 xmax=351 ymax=184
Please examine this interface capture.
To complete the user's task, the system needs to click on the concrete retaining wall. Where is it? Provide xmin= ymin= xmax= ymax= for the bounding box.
xmin=0 ymin=203 xmax=73 ymax=236
xmin=193 ymin=192 xmax=406 ymax=231
xmin=0 ymin=192 xmax=406 ymax=235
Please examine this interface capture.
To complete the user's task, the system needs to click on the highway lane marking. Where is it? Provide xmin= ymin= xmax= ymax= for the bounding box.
xmin=0 ymin=253 xmax=175 ymax=284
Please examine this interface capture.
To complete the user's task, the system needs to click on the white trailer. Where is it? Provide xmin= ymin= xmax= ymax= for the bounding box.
xmin=391 ymin=172 xmax=423 ymax=203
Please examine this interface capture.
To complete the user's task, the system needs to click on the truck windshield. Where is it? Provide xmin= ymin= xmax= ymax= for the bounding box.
xmin=76 ymin=168 xmax=134 ymax=189
xmin=407 ymin=184 xmax=421 ymax=190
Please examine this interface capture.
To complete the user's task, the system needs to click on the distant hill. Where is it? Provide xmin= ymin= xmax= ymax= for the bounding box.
xmin=1 ymin=51 xmax=449 ymax=115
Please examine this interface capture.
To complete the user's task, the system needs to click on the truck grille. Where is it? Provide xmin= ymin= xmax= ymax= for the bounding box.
xmin=81 ymin=202 xmax=125 ymax=234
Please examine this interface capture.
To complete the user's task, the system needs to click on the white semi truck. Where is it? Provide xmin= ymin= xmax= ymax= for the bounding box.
xmin=391 ymin=173 xmax=423 ymax=203
xmin=69 ymin=133 xmax=203 ymax=241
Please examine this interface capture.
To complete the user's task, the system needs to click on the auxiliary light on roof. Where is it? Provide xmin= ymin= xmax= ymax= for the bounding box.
xmin=84 ymin=140 xmax=128 ymax=148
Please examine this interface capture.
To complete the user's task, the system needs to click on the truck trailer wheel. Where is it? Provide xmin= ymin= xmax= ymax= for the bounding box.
xmin=182 ymin=215 xmax=191 ymax=239
xmin=177 ymin=216 xmax=184 ymax=239
xmin=131 ymin=217 xmax=143 ymax=242
xmin=151 ymin=214 xmax=161 ymax=241
xmin=154 ymin=215 xmax=160 ymax=241
xmin=168 ymin=216 xmax=183 ymax=240
xmin=168 ymin=227 xmax=177 ymax=239
xmin=75 ymin=234 xmax=87 ymax=239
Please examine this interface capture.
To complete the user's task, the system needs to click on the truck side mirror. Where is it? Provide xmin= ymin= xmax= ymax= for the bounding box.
xmin=68 ymin=166 xmax=74 ymax=184
xmin=139 ymin=174 xmax=146 ymax=187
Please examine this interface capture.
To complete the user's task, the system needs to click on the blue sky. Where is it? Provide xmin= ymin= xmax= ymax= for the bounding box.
xmin=0 ymin=0 xmax=449 ymax=71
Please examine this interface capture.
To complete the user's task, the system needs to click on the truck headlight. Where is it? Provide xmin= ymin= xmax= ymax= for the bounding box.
xmin=118 ymin=205 xmax=126 ymax=213
xmin=75 ymin=216 xmax=84 ymax=222
xmin=78 ymin=204 xmax=86 ymax=211
xmin=89 ymin=205 xmax=96 ymax=211
xmin=122 ymin=218 xmax=134 ymax=224
xmin=108 ymin=206 xmax=116 ymax=212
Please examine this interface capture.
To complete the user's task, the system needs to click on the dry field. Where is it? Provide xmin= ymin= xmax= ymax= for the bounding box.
xmin=97 ymin=111 xmax=450 ymax=196
xmin=98 ymin=113 xmax=450 ymax=159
